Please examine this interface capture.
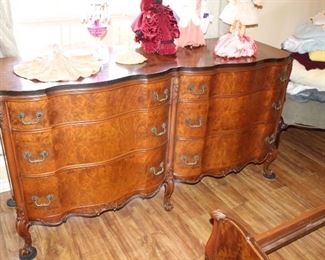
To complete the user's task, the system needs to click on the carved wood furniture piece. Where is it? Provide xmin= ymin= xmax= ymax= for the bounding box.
xmin=205 ymin=205 xmax=325 ymax=259
xmin=0 ymin=39 xmax=291 ymax=259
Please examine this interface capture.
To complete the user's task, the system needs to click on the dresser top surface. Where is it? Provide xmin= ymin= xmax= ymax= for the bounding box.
xmin=0 ymin=39 xmax=290 ymax=94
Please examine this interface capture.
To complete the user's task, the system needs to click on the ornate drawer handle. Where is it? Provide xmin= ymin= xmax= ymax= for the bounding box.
xmin=181 ymin=155 xmax=200 ymax=166
xmin=149 ymin=162 xmax=165 ymax=176
xmin=17 ymin=111 xmax=43 ymax=125
xmin=151 ymin=122 xmax=167 ymax=136
xmin=265 ymin=134 xmax=276 ymax=145
xmin=24 ymin=150 xmax=48 ymax=163
xmin=153 ymin=88 xmax=169 ymax=102
xmin=187 ymin=84 xmax=207 ymax=96
xmin=31 ymin=194 xmax=54 ymax=208
xmin=185 ymin=117 xmax=204 ymax=128
xmin=272 ymin=101 xmax=282 ymax=111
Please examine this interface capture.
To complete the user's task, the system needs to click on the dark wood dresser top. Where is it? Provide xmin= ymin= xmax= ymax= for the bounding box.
xmin=0 ymin=39 xmax=290 ymax=94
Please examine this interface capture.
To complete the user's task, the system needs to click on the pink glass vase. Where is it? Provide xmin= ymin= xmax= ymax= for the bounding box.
xmin=87 ymin=19 xmax=107 ymax=39
xmin=87 ymin=19 xmax=108 ymax=61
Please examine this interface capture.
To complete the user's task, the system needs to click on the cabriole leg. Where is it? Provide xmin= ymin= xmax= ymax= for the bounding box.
xmin=276 ymin=117 xmax=288 ymax=147
xmin=263 ymin=148 xmax=277 ymax=180
xmin=16 ymin=208 xmax=37 ymax=260
xmin=19 ymin=247 xmax=37 ymax=260
xmin=163 ymin=174 xmax=174 ymax=211
xmin=263 ymin=117 xmax=285 ymax=180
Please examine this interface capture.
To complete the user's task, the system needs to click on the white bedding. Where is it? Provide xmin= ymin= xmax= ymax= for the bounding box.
xmin=282 ymin=22 xmax=325 ymax=54
xmin=289 ymin=60 xmax=325 ymax=91
xmin=287 ymin=81 xmax=320 ymax=95
xmin=282 ymin=16 xmax=325 ymax=128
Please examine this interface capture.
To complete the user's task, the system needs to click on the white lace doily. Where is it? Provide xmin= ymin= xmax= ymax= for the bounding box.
xmin=115 ymin=51 xmax=147 ymax=65
xmin=14 ymin=47 xmax=101 ymax=82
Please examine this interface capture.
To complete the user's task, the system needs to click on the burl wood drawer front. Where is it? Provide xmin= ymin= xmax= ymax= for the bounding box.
xmin=14 ymin=131 xmax=56 ymax=175
xmin=6 ymin=77 xmax=171 ymax=130
xmin=21 ymin=147 xmax=166 ymax=222
xmin=14 ymin=106 xmax=168 ymax=176
xmin=210 ymin=64 xmax=289 ymax=97
xmin=202 ymin=124 xmax=276 ymax=175
xmin=175 ymin=102 xmax=209 ymax=138
xmin=178 ymin=74 xmax=211 ymax=101
xmin=6 ymin=99 xmax=49 ymax=130
xmin=173 ymin=138 xmax=205 ymax=180
xmin=207 ymin=89 xmax=284 ymax=132
xmin=174 ymin=124 xmax=275 ymax=181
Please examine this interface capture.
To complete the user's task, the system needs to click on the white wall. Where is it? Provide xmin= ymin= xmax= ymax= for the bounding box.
xmin=221 ymin=0 xmax=325 ymax=48
xmin=204 ymin=0 xmax=222 ymax=38
xmin=250 ymin=0 xmax=325 ymax=48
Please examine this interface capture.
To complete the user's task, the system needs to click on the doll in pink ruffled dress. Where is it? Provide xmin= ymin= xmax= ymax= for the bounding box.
xmin=214 ymin=0 xmax=262 ymax=58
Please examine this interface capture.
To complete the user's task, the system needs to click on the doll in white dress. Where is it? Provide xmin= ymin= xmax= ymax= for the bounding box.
xmin=215 ymin=0 xmax=262 ymax=58
xmin=168 ymin=0 xmax=212 ymax=48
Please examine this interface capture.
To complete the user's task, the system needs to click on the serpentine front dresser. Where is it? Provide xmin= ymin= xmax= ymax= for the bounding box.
xmin=0 ymin=39 xmax=291 ymax=259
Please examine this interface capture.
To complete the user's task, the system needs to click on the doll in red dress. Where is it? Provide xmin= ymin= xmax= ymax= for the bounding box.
xmin=131 ymin=0 xmax=180 ymax=55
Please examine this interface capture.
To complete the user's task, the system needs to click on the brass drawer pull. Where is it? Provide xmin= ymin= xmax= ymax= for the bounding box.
xmin=153 ymin=88 xmax=169 ymax=102
xmin=265 ymin=134 xmax=276 ymax=145
xmin=24 ymin=150 xmax=48 ymax=163
xmin=31 ymin=194 xmax=54 ymax=208
xmin=181 ymin=155 xmax=200 ymax=166
xmin=187 ymin=84 xmax=207 ymax=96
xmin=151 ymin=122 xmax=167 ymax=136
xmin=17 ymin=111 xmax=43 ymax=125
xmin=149 ymin=162 xmax=165 ymax=176
xmin=185 ymin=117 xmax=204 ymax=128
xmin=272 ymin=101 xmax=282 ymax=111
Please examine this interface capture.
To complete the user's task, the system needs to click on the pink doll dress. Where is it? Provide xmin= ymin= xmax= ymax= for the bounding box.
xmin=214 ymin=31 xmax=257 ymax=58
xmin=215 ymin=0 xmax=260 ymax=58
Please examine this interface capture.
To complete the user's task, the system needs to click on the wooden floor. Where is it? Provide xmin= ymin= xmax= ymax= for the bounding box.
xmin=0 ymin=127 xmax=324 ymax=260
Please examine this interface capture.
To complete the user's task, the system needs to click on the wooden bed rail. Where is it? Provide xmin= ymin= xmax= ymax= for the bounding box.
xmin=205 ymin=205 xmax=325 ymax=260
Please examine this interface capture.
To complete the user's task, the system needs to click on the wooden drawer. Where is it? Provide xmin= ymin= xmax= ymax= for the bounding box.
xmin=6 ymin=77 xmax=171 ymax=130
xmin=174 ymin=124 xmax=277 ymax=181
xmin=175 ymin=102 xmax=209 ymax=138
xmin=178 ymin=74 xmax=211 ymax=101
xmin=202 ymin=124 xmax=277 ymax=175
xmin=14 ymin=131 xmax=56 ymax=175
xmin=21 ymin=146 xmax=167 ymax=223
xmin=6 ymin=99 xmax=49 ymax=130
xmin=210 ymin=63 xmax=290 ymax=97
xmin=207 ymin=88 xmax=284 ymax=132
xmin=14 ymin=105 xmax=169 ymax=176
xmin=173 ymin=138 xmax=205 ymax=180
